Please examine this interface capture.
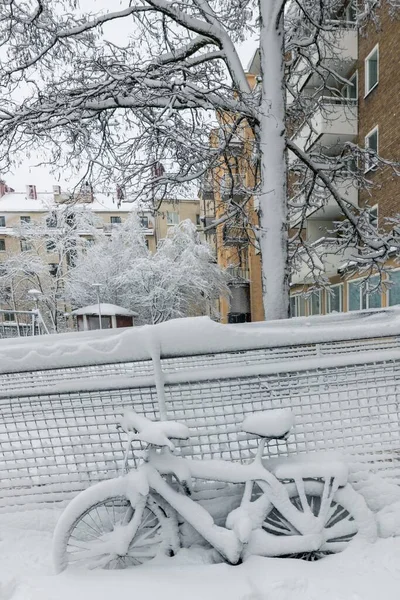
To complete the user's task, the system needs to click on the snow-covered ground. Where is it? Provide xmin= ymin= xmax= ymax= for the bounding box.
xmin=1 ymin=507 xmax=400 ymax=600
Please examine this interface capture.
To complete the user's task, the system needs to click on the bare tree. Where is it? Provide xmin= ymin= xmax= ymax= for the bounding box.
xmin=0 ymin=0 xmax=398 ymax=319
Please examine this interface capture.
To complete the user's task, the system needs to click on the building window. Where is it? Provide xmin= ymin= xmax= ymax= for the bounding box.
xmin=20 ymin=216 xmax=31 ymax=224
xmin=196 ymin=214 xmax=201 ymax=226
xmin=139 ymin=216 xmax=149 ymax=228
xmin=326 ymin=284 xmax=343 ymax=313
xmin=46 ymin=239 xmax=56 ymax=253
xmin=387 ymin=270 xmax=400 ymax=307
xmin=20 ymin=239 xmax=31 ymax=252
xmin=345 ymin=1 xmax=357 ymax=22
xmin=369 ymin=205 xmax=378 ymax=229
xmin=0 ymin=216 xmax=5 ymax=227
xmin=365 ymin=127 xmax=379 ymax=172
xmin=348 ymin=275 xmax=381 ymax=311
xmin=290 ymin=294 xmax=306 ymax=317
xmin=49 ymin=263 xmax=58 ymax=277
xmin=46 ymin=213 xmax=57 ymax=228
xmin=342 ymin=72 xmax=358 ymax=100
xmin=167 ymin=211 xmax=179 ymax=225
xmin=2 ymin=312 xmax=14 ymax=322
xmin=110 ymin=216 xmax=122 ymax=224
xmin=0 ymin=239 xmax=5 ymax=251
xmin=365 ymin=45 xmax=379 ymax=96
xmin=308 ymin=291 xmax=321 ymax=316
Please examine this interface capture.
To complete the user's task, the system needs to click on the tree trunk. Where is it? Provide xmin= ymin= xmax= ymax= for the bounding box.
xmin=258 ymin=0 xmax=289 ymax=320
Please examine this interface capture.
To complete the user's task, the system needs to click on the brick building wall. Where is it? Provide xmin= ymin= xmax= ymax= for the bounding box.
xmin=357 ymin=6 xmax=400 ymax=223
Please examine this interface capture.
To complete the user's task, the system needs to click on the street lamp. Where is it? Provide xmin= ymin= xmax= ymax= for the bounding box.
xmin=27 ymin=289 xmax=42 ymax=336
xmin=91 ymin=283 xmax=102 ymax=330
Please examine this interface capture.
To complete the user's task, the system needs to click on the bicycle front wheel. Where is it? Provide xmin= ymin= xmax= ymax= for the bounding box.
xmin=53 ymin=479 xmax=179 ymax=572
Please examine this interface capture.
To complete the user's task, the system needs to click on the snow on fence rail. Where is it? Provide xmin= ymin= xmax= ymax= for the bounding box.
xmin=1 ymin=310 xmax=400 ymax=510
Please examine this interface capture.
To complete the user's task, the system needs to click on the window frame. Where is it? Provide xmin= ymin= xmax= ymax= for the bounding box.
xmin=20 ymin=215 xmax=31 ymax=224
xmin=0 ymin=238 xmax=5 ymax=252
xmin=342 ymin=71 xmax=358 ymax=100
xmin=0 ymin=216 xmax=5 ymax=228
xmin=387 ymin=269 xmax=400 ymax=307
xmin=20 ymin=238 xmax=32 ymax=252
xmin=347 ymin=275 xmax=382 ymax=311
xmin=326 ymin=283 xmax=344 ymax=313
xmin=289 ymin=294 xmax=307 ymax=318
xmin=365 ymin=126 xmax=379 ymax=173
xmin=364 ymin=44 xmax=379 ymax=97
xmin=166 ymin=211 xmax=179 ymax=226
xmin=110 ymin=216 xmax=122 ymax=224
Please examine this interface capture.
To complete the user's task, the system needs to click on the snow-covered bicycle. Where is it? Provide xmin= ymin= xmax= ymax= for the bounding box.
xmin=53 ymin=408 xmax=377 ymax=571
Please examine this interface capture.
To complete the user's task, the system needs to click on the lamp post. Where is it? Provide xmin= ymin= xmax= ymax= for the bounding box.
xmin=27 ymin=288 xmax=42 ymax=336
xmin=92 ymin=283 xmax=102 ymax=330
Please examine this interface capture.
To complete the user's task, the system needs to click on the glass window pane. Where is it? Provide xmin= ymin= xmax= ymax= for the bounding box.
xmin=368 ymin=50 xmax=378 ymax=90
xmin=388 ymin=271 xmax=400 ymax=306
xmin=367 ymin=275 xmax=381 ymax=308
xmin=310 ymin=292 xmax=321 ymax=315
xmin=348 ymin=281 xmax=360 ymax=311
xmin=290 ymin=296 xmax=296 ymax=317
xmin=298 ymin=296 xmax=306 ymax=317
xmin=328 ymin=285 xmax=342 ymax=313
xmin=0 ymin=216 xmax=5 ymax=227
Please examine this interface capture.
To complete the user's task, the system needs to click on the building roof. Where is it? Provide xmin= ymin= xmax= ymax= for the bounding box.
xmin=0 ymin=191 xmax=134 ymax=213
xmin=71 ymin=303 xmax=138 ymax=317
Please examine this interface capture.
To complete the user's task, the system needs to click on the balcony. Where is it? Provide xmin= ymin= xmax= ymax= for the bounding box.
xmin=291 ymin=237 xmax=357 ymax=285
xmin=220 ymin=175 xmax=246 ymax=202
xmin=292 ymin=98 xmax=357 ymax=155
xmin=222 ymin=221 xmax=248 ymax=247
xmin=291 ymin=26 xmax=357 ymax=93
xmin=199 ymin=180 xmax=215 ymax=201
xmin=226 ymin=266 xmax=250 ymax=287
xmin=290 ymin=176 xmax=358 ymax=225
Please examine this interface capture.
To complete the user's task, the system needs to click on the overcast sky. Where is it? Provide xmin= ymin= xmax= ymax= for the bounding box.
xmin=4 ymin=3 xmax=257 ymax=193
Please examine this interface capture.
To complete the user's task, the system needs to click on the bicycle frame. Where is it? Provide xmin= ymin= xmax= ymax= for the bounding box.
xmin=118 ymin=445 xmax=344 ymax=563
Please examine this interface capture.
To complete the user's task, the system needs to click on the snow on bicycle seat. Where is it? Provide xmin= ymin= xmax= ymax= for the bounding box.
xmin=242 ymin=409 xmax=294 ymax=439
xmin=121 ymin=409 xmax=190 ymax=448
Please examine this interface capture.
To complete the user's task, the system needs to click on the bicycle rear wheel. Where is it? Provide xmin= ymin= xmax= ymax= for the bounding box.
xmin=261 ymin=480 xmax=375 ymax=561
xmin=53 ymin=480 xmax=179 ymax=572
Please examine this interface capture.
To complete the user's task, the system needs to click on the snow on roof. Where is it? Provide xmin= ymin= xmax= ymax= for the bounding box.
xmin=71 ymin=303 xmax=138 ymax=316
xmin=1 ymin=308 xmax=400 ymax=375
xmin=0 ymin=191 xmax=133 ymax=213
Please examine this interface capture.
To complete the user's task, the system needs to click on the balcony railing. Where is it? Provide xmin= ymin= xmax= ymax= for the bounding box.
xmin=199 ymin=181 xmax=215 ymax=201
xmin=292 ymin=97 xmax=357 ymax=154
xmin=220 ymin=175 xmax=246 ymax=201
xmin=222 ymin=222 xmax=248 ymax=246
xmin=291 ymin=237 xmax=357 ymax=285
xmin=226 ymin=266 xmax=250 ymax=285
xmin=290 ymin=26 xmax=357 ymax=92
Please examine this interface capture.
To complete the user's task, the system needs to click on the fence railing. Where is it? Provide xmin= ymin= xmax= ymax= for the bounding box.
xmin=1 ymin=310 xmax=400 ymax=510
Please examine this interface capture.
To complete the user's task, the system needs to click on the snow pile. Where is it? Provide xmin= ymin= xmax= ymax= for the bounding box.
xmin=1 ymin=308 xmax=400 ymax=374
xmin=2 ymin=508 xmax=400 ymax=600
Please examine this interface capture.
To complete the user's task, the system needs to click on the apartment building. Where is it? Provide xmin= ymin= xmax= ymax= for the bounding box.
xmin=199 ymin=78 xmax=265 ymax=324
xmin=288 ymin=4 xmax=400 ymax=317
xmin=204 ymin=2 xmax=400 ymax=322
xmin=0 ymin=181 xmax=201 ymax=319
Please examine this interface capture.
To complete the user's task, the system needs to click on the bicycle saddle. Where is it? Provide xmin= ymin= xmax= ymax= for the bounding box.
xmin=120 ymin=408 xmax=190 ymax=448
xmin=242 ymin=409 xmax=294 ymax=439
